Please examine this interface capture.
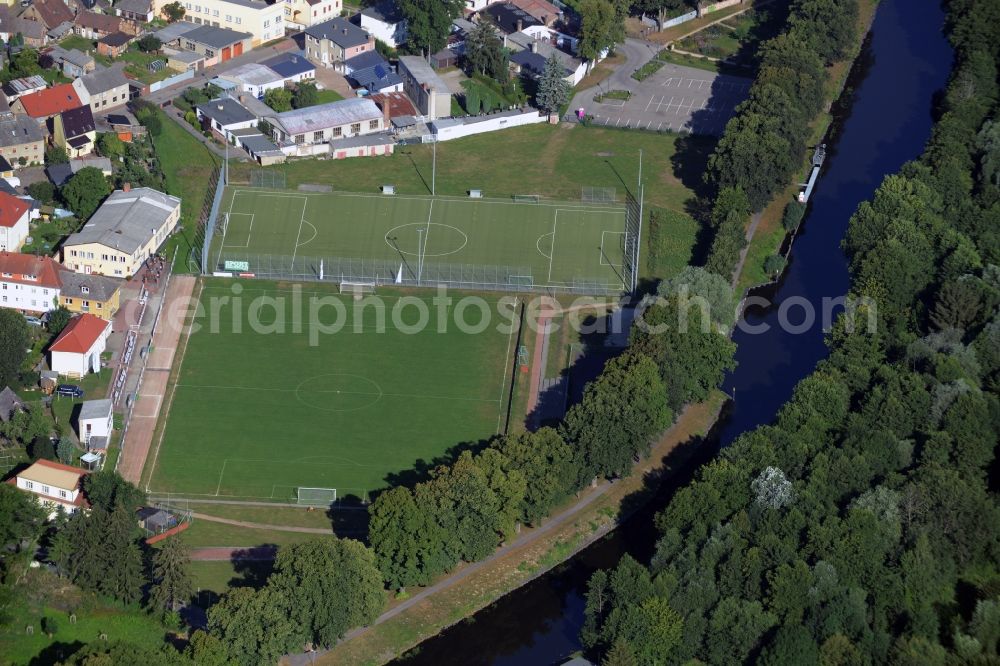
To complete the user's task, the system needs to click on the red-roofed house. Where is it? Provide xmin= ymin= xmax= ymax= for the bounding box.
xmin=0 ymin=251 xmax=66 ymax=313
xmin=21 ymin=0 xmax=75 ymax=32
xmin=49 ymin=313 xmax=111 ymax=378
xmin=10 ymin=459 xmax=90 ymax=518
xmin=11 ymin=84 xmax=84 ymax=122
xmin=0 ymin=192 xmax=31 ymax=252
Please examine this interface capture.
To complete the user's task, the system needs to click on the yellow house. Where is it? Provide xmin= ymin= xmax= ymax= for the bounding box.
xmin=51 ymin=106 xmax=97 ymax=158
xmin=62 ymin=186 xmax=182 ymax=278
xmin=58 ymin=272 xmax=123 ymax=320
xmin=153 ymin=0 xmax=285 ymax=46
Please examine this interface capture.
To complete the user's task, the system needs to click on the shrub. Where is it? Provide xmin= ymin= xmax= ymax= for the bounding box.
xmin=764 ymin=254 xmax=787 ymax=277
xmin=782 ymin=200 xmax=805 ymax=231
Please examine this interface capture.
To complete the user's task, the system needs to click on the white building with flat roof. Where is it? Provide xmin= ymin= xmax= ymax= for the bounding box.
xmin=267 ymin=97 xmax=385 ymax=145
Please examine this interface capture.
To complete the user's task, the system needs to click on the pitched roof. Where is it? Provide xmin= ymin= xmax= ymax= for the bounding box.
xmin=28 ymin=0 xmax=75 ymax=29
xmin=74 ymin=10 xmax=122 ymax=33
xmin=64 ymin=187 xmax=181 ymax=254
xmin=59 ymin=105 xmax=96 ymax=138
xmin=153 ymin=20 xmax=198 ymax=43
xmin=115 ymin=0 xmax=152 ymax=13
xmin=349 ymin=63 xmax=402 ymax=91
xmin=17 ymin=459 xmax=88 ymax=491
xmin=58 ymin=270 xmax=121 ymax=302
xmin=343 ymin=50 xmax=386 ymax=72
xmin=482 ymin=2 xmax=541 ymax=33
xmin=220 ymin=62 xmax=283 ymax=87
xmin=509 ymin=0 xmax=561 ymax=22
xmin=0 ymin=193 xmax=32 ymax=229
xmin=359 ymin=0 xmax=404 ymax=24
xmin=99 ymin=31 xmax=133 ymax=47
xmin=0 ymin=112 xmax=44 ymax=148
xmin=305 ymin=17 xmax=371 ymax=48
xmin=79 ymin=64 xmax=130 ymax=95
xmin=49 ymin=313 xmax=109 ymax=354
xmin=197 ymin=98 xmax=256 ymax=127
xmin=18 ymin=84 xmax=83 ymax=118
xmin=369 ymin=91 xmax=418 ymax=118
xmin=47 ymin=163 xmax=74 ymax=186
xmin=0 ymin=386 xmax=24 ymax=422
xmin=259 ymin=51 xmax=316 ymax=79
xmin=269 ymin=97 xmax=381 ymax=135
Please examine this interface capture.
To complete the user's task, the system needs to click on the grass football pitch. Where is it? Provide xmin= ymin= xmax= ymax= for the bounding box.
xmin=146 ymin=280 xmax=518 ymax=502
xmin=212 ymin=188 xmax=630 ymax=292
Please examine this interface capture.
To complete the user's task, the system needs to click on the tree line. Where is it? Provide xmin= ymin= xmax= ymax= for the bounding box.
xmin=580 ymin=0 xmax=1000 ymax=662
xmin=703 ymin=0 xmax=860 ymax=279
xmin=369 ymin=267 xmax=737 ymax=589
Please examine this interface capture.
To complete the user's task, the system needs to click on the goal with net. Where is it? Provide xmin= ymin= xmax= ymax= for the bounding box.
xmin=339 ymin=281 xmax=377 ymax=297
xmin=296 ymin=487 xmax=337 ymax=506
xmin=512 ymin=194 xmax=540 ymax=203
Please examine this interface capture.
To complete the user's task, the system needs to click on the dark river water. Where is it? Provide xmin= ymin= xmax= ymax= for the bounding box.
xmin=397 ymin=1 xmax=954 ymax=663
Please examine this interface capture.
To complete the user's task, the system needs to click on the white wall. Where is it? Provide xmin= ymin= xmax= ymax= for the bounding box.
xmin=359 ymin=14 xmax=406 ymax=48
xmin=79 ymin=415 xmax=112 ymax=443
xmin=50 ymin=330 xmax=108 ymax=378
xmin=0 ymin=279 xmax=59 ymax=313
xmin=0 ymin=211 xmax=29 ymax=251
xmin=432 ymin=110 xmax=546 ymax=142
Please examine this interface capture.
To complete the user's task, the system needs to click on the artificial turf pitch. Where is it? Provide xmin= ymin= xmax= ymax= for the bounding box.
xmin=213 ymin=188 xmax=630 ymax=291
xmin=146 ymin=280 xmax=518 ymax=502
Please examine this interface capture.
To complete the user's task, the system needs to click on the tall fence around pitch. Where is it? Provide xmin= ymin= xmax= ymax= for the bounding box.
xmin=196 ymin=167 xmax=225 ymax=274
xmin=213 ymin=252 xmax=625 ymax=295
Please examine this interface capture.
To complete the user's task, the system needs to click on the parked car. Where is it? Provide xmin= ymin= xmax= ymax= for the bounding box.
xmin=23 ymin=315 xmax=42 ymax=327
xmin=55 ymin=384 xmax=84 ymax=398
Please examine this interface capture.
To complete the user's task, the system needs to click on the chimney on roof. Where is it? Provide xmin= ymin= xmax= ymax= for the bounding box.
xmin=531 ymin=40 xmax=538 ymax=53
xmin=123 ymin=182 xmax=130 ymax=192
xmin=516 ymin=19 xmax=523 ymax=32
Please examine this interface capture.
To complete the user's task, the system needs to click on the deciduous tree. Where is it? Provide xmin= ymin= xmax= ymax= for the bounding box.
xmin=62 ymin=167 xmax=111 ymax=221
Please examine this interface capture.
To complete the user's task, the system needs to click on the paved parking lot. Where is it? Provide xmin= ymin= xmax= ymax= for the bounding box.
xmin=581 ymin=64 xmax=751 ymax=135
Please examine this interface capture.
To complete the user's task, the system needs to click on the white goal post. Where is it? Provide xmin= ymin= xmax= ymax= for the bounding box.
xmin=339 ymin=281 xmax=377 ymax=295
xmin=296 ymin=487 xmax=337 ymax=506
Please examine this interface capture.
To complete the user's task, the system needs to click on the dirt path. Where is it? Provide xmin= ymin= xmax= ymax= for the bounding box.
xmin=117 ymin=275 xmax=196 ymax=485
xmin=731 ymin=211 xmax=764 ymax=289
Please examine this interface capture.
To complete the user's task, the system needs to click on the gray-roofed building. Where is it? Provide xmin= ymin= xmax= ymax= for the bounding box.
xmin=305 ymin=17 xmax=375 ymax=69
xmin=348 ymin=60 xmax=403 ymax=94
xmin=179 ymin=25 xmax=253 ymax=57
xmin=196 ymin=98 xmax=258 ymax=141
xmin=259 ymin=51 xmax=316 ymax=82
xmin=2 ymin=75 xmax=48 ymax=102
xmin=0 ymin=386 xmax=24 ymax=423
xmin=342 ymin=49 xmax=385 ymax=75
xmin=78 ymin=397 xmax=112 ymax=446
xmin=217 ymin=62 xmax=284 ymax=97
xmin=46 ymin=46 xmax=96 ymax=78
xmin=509 ymin=38 xmax=587 ymax=85
xmin=47 ymin=163 xmax=74 ymax=187
xmin=62 ymin=187 xmax=182 ymax=277
xmin=53 ymin=105 xmax=97 ymax=158
xmin=59 ymin=271 xmax=122 ymax=319
xmin=0 ymin=105 xmax=45 ymax=167
xmin=153 ymin=20 xmax=198 ymax=44
xmin=115 ymin=0 xmax=154 ymax=22
xmin=398 ymin=55 xmax=451 ymax=121
xmin=235 ymin=131 xmax=286 ymax=165
xmin=167 ymin=50 xmax=207 ymax=71
xmin=73 ymin=64 xmax=131 ymax=113
xmin=267 ymin=97 xmax=385 ymax=144
xmin=356 ymin=0 xmax=407 ymax=48
xmin=47 ymin=20 xmax=77 ymax=42
xmin=70 ymin=156 xmax=113 ymax=175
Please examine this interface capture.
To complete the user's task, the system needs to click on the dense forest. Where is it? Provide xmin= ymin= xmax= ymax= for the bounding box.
xmin=580 ymin=0 xmax=1000 ymax=662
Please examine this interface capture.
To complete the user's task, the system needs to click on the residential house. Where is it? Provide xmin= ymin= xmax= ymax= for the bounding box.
xmin=304 ymin=17 xmax=374 ymax=70
xmin=2 ymin=75 xmax=48 ymax=103
xmin=17 ymin=19 xmax=48 ymax=48
xmin=0 ymin=103 xmax=45 ymax=167
xmin=152 ymin=0 xmax=284 ymax=46
xmin=217 ymin=62 xmax=285 ymax=97
xmin=21 ymin=0 xmax=75 ymax=32
xmin=45 ymin=46 xmax=97 ymax=78
xmin=58 ymin=268 xmax=121 ymax=320
xmin=12 ymin=83 xmax=83 ymax=122
xmin=267 ymin=97 xmax=384 ymax=144
xmin=0 ymin=251 xmax=64 ymax=311
xmin=74 ymin=11 xmax=126 ymax=40
xmin=0 ymin=193 xmax=32 ymax=252
xmin=52 ymin=105 xmax=97 ymax=158
xmin=258 ymin=50 xmax=316 ymax=83
xmin=115 ymin=0 xmax=154 ymax=22
xmin=397 ymin=55 xmax=451 ymax=120
xmin=355 ymin=0 xmax=406 ymax=48
xmin=47 ymin=20 xmax=77 ymax=42
xmin=0 ymin=386 xmax=25 ymax=423
xmin=61 ymin=186 xmax=182 ymax=277
xmin=46 ymin=162 xmax=75 ymax=187
xmin=78 ymin=398 xmax=112 ymax=448
xmin=48 ymin=313 xmax=111 ymax=377
xmin=196 ymin=97 xmax=257 ymax=141
xmin=97 ymin=31 xmax=135 ymax=57
xmin=73 ymin=64 xmax=131 ymax=113
xmin=341 ymin=49 xmax=382 ymax=75
xmin=509 ymin=0 xmax=561 ymax=26
xmin=166 ymin=50 xmax=207 ymax=71
xmin=509 ymin=37 xmax=587 ymax=85
xmin=173 ymin=24 xmax=252 ymax=64
xmin=10 ymin=459 xmax=90 ymax=518
xmin=284 ymin=0 xmax=339 ymax=30
xmin=483 ymin=2 xmax=542 ymax=34
xmin=69 ymin=156 xmax=113 ymax=176
xmin=346 ymin=53 xmax=403 ymax=94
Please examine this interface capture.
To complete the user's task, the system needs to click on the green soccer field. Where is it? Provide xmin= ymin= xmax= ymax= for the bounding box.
xmin=146 ymin=280 xmax=518 ymax=502
xmin=211 ymin=188 xmax=631 ymax=292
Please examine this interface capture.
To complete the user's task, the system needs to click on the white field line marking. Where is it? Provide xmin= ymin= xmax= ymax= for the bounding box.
xmin=288 ymin=196 xmax=309 ymax=266
xmin=216 ymin=190 xmax=241 ymax=268
xmin=599 ymin=231 xmax=627 ymax=266
xmin=547 ymin=210 xmax=559 ymax=283
xmin=495 ymin=296 xmax=518 ymax=435
xmin=214 ymin=459 xmax=227 ymax=496
xmin=223 ymin=212 xmax=254 ymax=248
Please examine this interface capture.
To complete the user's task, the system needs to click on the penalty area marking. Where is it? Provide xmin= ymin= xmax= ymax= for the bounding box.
xmin=599 ymin=230 xmax=626 ymax=266
xmin=223 ymin=212 xmax=255 ymax=248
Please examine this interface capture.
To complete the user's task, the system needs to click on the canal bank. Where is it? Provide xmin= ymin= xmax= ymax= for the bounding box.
xmin=389 ymin=1 xmax=954 ymax=664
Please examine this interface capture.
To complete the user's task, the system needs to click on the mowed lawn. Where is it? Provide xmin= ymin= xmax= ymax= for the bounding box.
xmin=227 ymin=124 xmax=710 ymax=281
xmin=148 ymin=279 xmax=517 ymax=502
xmin=214 ymin=189 xmax=628 ymax=290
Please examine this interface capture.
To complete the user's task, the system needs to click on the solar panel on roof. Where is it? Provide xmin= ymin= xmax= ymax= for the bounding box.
xmin=374 ymin=64 xmax=387 ymax=79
